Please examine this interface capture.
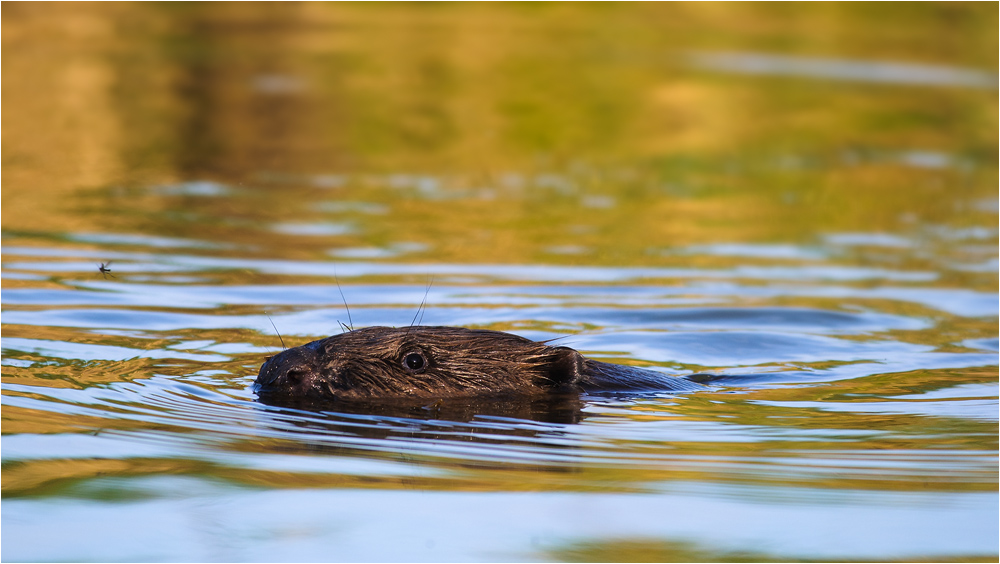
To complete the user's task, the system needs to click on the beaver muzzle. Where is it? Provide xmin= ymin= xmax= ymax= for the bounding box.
xmin=255 ymin=345 xmax=326 ymax=397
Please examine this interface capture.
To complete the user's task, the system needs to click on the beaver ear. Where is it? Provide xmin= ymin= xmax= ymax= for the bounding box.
xmin=539 ymin=346 xmax=585 ymax=389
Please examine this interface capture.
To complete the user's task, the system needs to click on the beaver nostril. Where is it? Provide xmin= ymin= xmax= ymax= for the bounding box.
xmin=285 ymin=368 xmax=307 ymax=384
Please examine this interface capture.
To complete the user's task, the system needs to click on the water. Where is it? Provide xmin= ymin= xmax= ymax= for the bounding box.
xmin=2 ymin=3 xmax=998 ymax=562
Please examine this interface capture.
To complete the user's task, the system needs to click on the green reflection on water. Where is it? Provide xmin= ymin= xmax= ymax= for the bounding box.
xmin=3 ymin=2 xmax=996 ymax=272
xmin=543 ymin=538 xmax=998 ymax=563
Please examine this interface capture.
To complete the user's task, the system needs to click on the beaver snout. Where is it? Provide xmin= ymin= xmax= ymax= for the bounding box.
xmin=254 ymin=346 xmax=325 ymax=397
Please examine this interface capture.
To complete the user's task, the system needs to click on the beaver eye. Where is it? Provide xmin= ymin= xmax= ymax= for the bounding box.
xmin=402 ymin=351 xmax=427 ymax=372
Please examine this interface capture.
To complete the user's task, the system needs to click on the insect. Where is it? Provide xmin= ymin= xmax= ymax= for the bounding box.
xmin=98 ymin=262 xmax=115 ymax=279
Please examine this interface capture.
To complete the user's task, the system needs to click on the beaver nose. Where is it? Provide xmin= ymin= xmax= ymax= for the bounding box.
xmin=254 ymin=346 xmax=320 ymax=392
xmin=283 ymin=367 xmax=308 ymax=384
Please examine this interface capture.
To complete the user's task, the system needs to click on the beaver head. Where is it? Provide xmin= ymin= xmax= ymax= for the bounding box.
xmin=253 ymin=326 xmax=586 ymax=401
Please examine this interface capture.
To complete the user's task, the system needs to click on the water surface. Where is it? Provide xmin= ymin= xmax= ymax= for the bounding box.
xmin=2 ymin=3 xmax=997 ymax=562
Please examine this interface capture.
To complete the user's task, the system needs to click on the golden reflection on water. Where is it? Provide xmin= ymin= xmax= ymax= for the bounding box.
xmin=544 ymin=538 xmax=999 ymax=563
xmin=3 ymin=2 xmax=996 ymax=265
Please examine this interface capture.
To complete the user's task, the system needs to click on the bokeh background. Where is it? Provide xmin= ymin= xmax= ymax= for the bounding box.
xmin=3 ymin=3 xmax=998 ymax=562
xmin=5 ymin=2 xmax=996 ymax=264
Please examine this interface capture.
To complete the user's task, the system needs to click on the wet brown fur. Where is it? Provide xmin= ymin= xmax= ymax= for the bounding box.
xmin=254 ymin=325 xmax=705 ymax=401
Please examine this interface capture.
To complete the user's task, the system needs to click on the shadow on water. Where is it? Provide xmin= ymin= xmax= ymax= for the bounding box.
xmin=255 ymin=391 xmax=589 ymax=429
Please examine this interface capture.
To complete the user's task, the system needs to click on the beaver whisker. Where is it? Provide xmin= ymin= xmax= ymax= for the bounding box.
xmin=334 ymin=272 xmax=354 ymax=332
xmin=324 ymin=380 xmax=339 ymax=398
xmin=264 ymin=313 xmax=286 ymax=350
xmin=407 ymin=279 xmax=434 ymax=331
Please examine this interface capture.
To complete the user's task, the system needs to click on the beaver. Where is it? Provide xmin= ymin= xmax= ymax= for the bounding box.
xmin=254 ymin=326 xmax=706 ymax=401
